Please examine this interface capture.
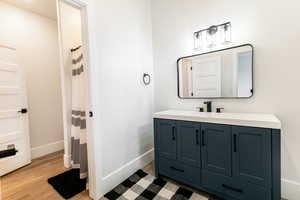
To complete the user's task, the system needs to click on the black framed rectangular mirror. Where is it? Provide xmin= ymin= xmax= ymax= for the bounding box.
xmin=177 ymin=44 xmax=253 ymax=99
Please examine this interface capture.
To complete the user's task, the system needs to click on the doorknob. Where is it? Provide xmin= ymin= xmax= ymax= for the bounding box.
xmin=18 ymin=108 xmax=28 ymax=114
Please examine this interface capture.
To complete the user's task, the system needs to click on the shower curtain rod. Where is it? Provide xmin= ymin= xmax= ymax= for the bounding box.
xmin=70 ymin=45 xmax=82 ymax=52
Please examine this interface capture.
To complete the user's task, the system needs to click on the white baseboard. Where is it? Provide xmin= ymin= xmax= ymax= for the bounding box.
xmin=282 ymin=178 xmax=300 ymax=200
xmin=31 ymin=140 xmax=64 ymax=159
xmin=100 ymin=148 xmax=154 ymax=196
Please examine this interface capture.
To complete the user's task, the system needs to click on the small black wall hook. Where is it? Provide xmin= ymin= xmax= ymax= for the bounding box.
xmin=143 ymin=73 xmax=151 ymax=85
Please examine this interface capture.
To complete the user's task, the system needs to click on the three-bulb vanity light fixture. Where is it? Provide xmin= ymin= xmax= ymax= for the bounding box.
xmin=194 ymin=22 xmax=232 ymax=50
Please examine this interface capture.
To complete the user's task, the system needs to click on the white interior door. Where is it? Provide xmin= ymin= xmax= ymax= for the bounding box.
xmin=0 ymin=45 xmax=31 ymax=176
xmin=191 ymin=56 xmax=221 ymax=97
xmin=237 ymin=51 xmax=252 ymax=97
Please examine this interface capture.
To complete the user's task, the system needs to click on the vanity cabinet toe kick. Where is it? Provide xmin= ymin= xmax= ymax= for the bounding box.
xmin=153 ymin=110 xmax=281 ymax=200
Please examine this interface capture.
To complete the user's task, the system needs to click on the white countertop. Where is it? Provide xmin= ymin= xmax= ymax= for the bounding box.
xmin=153 ymin=110 xmax=281 ymax=129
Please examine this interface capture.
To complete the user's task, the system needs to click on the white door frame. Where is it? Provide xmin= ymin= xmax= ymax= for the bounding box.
xmin=56 ymin=0 xmax=95 ymax=198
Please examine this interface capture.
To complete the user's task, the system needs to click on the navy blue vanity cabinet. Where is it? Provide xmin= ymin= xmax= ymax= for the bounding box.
xmin=156 ymin=119 xmax=177 ymax=160
xmin=177 ymin=121 xmax=201 ymax=167
xmin=201 ymin=123 xmax=232 ymax=176
xmin=154 ymin=118 xmax=281 ymax=200
xmin=232 ymin=126 xmax=271 ymax=187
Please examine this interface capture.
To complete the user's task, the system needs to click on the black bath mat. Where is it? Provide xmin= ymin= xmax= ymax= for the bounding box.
xmin=48 ymin=169 xmax=86 ymax=199
xmin=104 ymin=169 xmax=220 ymax=200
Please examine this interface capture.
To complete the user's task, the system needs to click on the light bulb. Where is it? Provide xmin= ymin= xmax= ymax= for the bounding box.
xmin=207 ymin=32 xmax=216 ymax=48
xmin=207 ymin=26 xmax=217 ymax=48
xmin=201 ymin=31 xmax=207 ymax=48
xmin=194 ymin=32 xmax=201 ymax=49
xmin=218 ymin=25 xmax=225 ymax=44
xmin=224 ymin=23 xmax=232 ymax=43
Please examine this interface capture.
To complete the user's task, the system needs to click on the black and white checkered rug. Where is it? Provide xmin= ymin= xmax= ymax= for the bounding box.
xmin=104 ymin=170 xmax=219 ymax=200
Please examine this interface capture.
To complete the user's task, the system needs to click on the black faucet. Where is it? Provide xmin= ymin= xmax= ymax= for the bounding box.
xmin=204 ymin=101 xmax=212 ymax=112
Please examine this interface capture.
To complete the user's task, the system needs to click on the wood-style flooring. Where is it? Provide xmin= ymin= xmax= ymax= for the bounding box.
xmin=0 ymin=151 xmax=90 ymax=200
xmin=0 ymin=151 xmax=209 ymax=200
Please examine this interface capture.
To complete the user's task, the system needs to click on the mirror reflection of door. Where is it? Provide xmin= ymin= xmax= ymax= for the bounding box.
xmin=237 ymin=51 xmax=252 ymax=97
xmin=191 ymin=57 xmax=221 ymax=98
xmin=179 ymin=59 xmax=192 ymax=97
xmin=178 ymin=44 xmax=253 ymax=98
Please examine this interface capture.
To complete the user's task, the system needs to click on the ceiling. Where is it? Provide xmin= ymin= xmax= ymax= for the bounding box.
xmin=2 ymin=0 xmax=57 ymax=20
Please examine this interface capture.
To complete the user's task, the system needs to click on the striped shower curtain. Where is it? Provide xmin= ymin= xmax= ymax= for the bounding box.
xmin=71 ymin=46 xmax=88 ymax=179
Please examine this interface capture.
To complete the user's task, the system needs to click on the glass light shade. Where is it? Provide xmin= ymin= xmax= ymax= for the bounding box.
xmin=194 ymin=32 xmax=201 ymax=49
xmin=193 ymin=22 xmax=232 ymax=50
xmin=224 ymin=23 xmax=232 ymax=43
xmin=201 ymin=31 xmax=207 ymax=48
xmin=207 ymin=30 xmax=217 ymax=48
xmin=218 ymin=25 xmax=225 ymax=44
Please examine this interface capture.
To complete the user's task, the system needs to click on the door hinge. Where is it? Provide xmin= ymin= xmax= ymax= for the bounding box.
xmin=190 ymin=66 xmax=193 ymax=70
xmin=191 ymin=92 xmax=194 ymax=96
xmin=89 ymin=111 xmax=93 ymax=118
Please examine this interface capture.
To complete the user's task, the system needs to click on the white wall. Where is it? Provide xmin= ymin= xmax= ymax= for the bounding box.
xmin=90 ymin=0 xmax=154 ymax=197
xmin=58 ymin=1 xmax=82 ymax=166
xmin=59 ymin=0 xmax=300 ymax=199
xmin=151 ymin=0 xmax=300 ymax=199
xmin=0 ymin=2 xmax=64 ymax=157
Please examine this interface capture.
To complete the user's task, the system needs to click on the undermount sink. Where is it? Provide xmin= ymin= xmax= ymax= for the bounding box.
xmin=153 ymin=110 xmax=281 ymax=129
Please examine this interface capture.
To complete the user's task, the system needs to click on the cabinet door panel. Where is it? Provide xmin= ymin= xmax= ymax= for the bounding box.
xmin=177 ymin=121 xmax=201 ymax=167
xmin=232 ymin=126 xmax=271 ymax=187
xmin=157 ymin=119 xmax=177 ymax=160
xmin=201 ymin=123 xmax=232 ymax=176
